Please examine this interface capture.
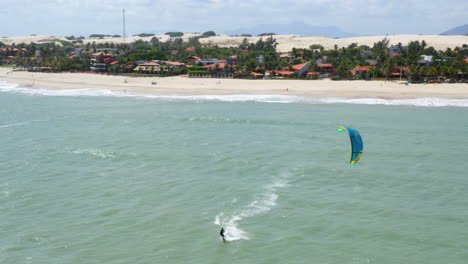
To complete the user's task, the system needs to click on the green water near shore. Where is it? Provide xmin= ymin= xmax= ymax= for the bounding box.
xmin=1 ymin=91 xmax=467 ymax=263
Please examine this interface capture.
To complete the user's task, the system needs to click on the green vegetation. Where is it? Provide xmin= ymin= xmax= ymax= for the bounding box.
xmin=258 ymin=33 xmax=276 ymax=36
xmin=165 ymin=32 xmax=184 ymax=37
xmin=89 ymin=34 xmax=112 ymax=38
xmin=1 ymin=35 xmax=466 ymax=82
xmin=201 ymin=31 xmax=216 ymax=38
xmin=135 ymin=33 xmax=155 ymax=37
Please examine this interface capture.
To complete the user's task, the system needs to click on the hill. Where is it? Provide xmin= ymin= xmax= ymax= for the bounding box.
xmin=441 ymin=24 xmax=468 ymax=35
xmin=1 ymin=34 xmax=467 ymax=53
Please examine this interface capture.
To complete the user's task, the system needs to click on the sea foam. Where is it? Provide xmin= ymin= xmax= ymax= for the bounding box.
xmin=1 ymin=81 xmax=468 ymax=107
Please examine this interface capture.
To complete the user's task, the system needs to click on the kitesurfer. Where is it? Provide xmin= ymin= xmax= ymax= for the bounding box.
xmin=220 ymin=228 xmax=226 ymax=241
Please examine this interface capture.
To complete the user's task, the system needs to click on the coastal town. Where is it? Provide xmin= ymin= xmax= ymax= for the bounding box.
xmin=1 ymin=32 xmax=467 ymax=83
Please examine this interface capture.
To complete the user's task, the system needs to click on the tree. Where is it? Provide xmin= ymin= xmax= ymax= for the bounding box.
xmin=165 ymin=32 xmax=184 ymax=37
xmin=309 ymin=44 xmax=324 ymax=51
xmin=381 ymin=57 xmax=397 ymax=79
xmin=201 ymin=31 xmax=216 ymax=38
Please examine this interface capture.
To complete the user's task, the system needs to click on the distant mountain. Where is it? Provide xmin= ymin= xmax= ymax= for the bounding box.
xmin=441 ymin=24 xmax=468 ymax=35
xmin=222 ymin=22 xmax=357 ymax=38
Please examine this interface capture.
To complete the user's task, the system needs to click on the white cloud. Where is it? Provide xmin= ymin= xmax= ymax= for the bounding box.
xmin=0 ymin=0 xmax=466 ymax=36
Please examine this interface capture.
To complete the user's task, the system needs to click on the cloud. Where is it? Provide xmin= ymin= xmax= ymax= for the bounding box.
xmin=0 ymin=0 xmax=466 ymax=36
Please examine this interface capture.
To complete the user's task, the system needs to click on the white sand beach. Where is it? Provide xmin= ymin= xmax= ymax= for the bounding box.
xmin=1 ymin=67 xmax=467 ymax=99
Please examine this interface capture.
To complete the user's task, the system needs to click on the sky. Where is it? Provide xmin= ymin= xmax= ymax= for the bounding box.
xmin=0 ymin=0 xmax=466 ymax=37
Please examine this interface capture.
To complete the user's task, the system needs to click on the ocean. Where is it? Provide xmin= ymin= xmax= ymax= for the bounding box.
xmin=1 ymin=81 xmax=467 ymax=264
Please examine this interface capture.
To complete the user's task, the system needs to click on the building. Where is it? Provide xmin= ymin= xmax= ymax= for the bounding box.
xmin=290 ymin=62 xmax=310 ymax=76
xmin=161 ymin=61 xmax=185 ymax=69
xmin=418 ymin=55 xmax=433 ymax=66
xmin=188 ymin=56 xmax=201 ymax=64
xmin=90 ymin=52 xmax=117 ymax=72
xmin=306 ymin=72 xmax=320 ymax=79
xmin=202 ymin=62 xmax=228 ymax=71
xmin=266 ymin=70 xmax=295 ymax=78
xmin=351 ymin=66 xmax=373 ymax=77
xmin=250 ymin=72 xmax=264 ymax=78
xmin=133 ymin=61 xmax=165 ymax=73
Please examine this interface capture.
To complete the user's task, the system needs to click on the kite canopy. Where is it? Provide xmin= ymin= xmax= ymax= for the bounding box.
xmin=336 ymin=126 xmax=363 ymax=164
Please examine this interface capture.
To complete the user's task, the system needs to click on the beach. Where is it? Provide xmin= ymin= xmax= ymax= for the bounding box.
xmin=1 ymin=67 xmax=467 ymax=99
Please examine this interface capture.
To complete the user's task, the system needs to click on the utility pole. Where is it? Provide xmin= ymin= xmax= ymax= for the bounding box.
xmin=122 ymin=9 xmax=126 ymax=44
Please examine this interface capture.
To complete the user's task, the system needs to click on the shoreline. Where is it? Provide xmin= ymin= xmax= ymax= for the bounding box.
xmin=1 ymin=68 xmax=468 ymax=100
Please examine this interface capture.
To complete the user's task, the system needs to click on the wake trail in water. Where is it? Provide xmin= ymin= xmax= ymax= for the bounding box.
xmin=0 ymin=115 xmax=87 ymax=129
xmin=214 ymin=171 xmax=292 ymax=241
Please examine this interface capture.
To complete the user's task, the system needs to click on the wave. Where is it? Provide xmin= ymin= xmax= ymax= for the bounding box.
xmin=1 ymin=81 xmax=468 ymax=107
xmin=67 ymin=148 xmax=117 ymax=159
xmin=214 ymin=173 xmax=291 ymax=241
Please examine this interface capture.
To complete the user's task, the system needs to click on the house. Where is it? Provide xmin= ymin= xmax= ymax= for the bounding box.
xmin=351 ymin=66 xmax=373 ymax=77
xmin=290 ymin=62 xmax=310 ymax=76
xmin=266 ymin=70 xmax=295 ymax=78
xmin=279 ymin=52 xmax=294 ymax=62
xmin=390 ymin=66 xmax=409 ymax=78
xmin=315 ymin=56 xmax=329 ymax=65
xmin=418 ymin=55 xmax=433 ymax=65
xmin=388 ymin=45 xmax=407 ymax=54
xmin=198 ymin=58 xmax=222 ymax=65
xmin=188 ymin=56 xmax=201 ymax=64
xmin=318 ymin=63 xmax=334 ymax=73
xmin=227 ymin=56 xmax=238 ymax=65
xmin=0 ymin=47 xmax=24 ymax=57
xmin=202 ymin=62 xmax=228 ymax=71
xmin=90 ymin=52 xmax=117 ymax=72
xmin=161 ymin=61 xmax=185 ymax=69
xmin=133 ymin=61 xmax=165 ymax=73
xmin=250 ymin=72 xmax=264 ymax=78
xmin=306 ymin=71 xmax=320 ymax=79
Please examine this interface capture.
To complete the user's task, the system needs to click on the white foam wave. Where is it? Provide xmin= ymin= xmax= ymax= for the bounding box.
xmin=0 ymin=116 xmax=82 ymax=129
xmin=1 ymin=81 xmax=468 ymax=107
xmin=0 ymin=122 xmax=29 ymax=128
xmin=68 ymin=148 xmax=116 ymax=159
xmin=0 ymin=183 xmax=10 ymax=199
xmin=214 ymin=174 xmax=291 ymax=241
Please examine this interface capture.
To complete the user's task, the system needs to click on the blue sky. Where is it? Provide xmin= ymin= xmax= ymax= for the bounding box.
xmin=0 ymin=0 xmax=466 ymax=37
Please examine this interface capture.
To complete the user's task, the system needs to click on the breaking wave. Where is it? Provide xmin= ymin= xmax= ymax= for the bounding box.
xmin=1 ymin=81 xmax=468 ymax=107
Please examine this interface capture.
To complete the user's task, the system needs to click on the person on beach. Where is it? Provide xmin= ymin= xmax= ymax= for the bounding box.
xmin=220 ymin=228 xmax=226 ymax=241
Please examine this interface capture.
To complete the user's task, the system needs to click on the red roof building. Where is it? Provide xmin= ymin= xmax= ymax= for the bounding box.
xmin=351 ymin=66 xmax=373 ymax=76
xmin=202 ymin=63 xmax=227 ymax=70
xmin=250 ymin=72 xmax=263 ymax=77
xmin=267 ymin=70 xmax=295 ymax=77
xmin=291 ymin=62 xmax=309 ymax=71
xmin=162 ymin=61 xmax=185 ymax=68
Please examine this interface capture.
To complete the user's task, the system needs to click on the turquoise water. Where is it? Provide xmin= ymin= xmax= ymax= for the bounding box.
xmin=1 ymin=83 xmax=468 ymax=263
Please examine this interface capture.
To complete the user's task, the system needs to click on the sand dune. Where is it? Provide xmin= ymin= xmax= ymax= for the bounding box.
xmin=2 ymin=34 xmax=467 ymax=52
